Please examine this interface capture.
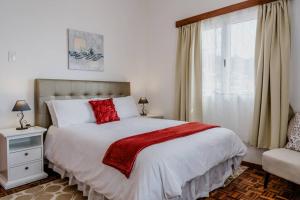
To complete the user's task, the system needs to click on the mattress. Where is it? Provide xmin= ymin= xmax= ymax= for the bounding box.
xmin=44 ymin=117 xmax=247 ymax=200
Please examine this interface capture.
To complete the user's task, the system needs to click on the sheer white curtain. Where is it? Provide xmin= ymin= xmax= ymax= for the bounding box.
xmin=201 ymin=7 xmax=258 ymax=143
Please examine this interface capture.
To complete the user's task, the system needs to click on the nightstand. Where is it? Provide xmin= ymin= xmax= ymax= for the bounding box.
xmin=143 ymin=114 xmax=164 ymax=119
xmin=0 ymin=126 xmax=48 ymax=189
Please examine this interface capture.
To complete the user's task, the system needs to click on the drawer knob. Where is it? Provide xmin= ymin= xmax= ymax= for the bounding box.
xmin=24 ymin=152 xmax=29 ymax=156
xmin=25 ymin=166 xmax=29 ymax=170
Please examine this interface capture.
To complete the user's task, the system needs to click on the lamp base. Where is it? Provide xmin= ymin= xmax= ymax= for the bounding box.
xmin=16 ymin=127 xmax=29 ymax=130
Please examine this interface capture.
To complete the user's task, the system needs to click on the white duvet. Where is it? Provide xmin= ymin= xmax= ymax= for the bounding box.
xmin=45 ymin=117 xmax=247 ymax=200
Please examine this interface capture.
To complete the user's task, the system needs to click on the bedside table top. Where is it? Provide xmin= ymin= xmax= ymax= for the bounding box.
xmin=0 ymin=126 xmax=47 ymax=138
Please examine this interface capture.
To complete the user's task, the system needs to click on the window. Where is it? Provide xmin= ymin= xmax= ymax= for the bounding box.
xmin=201 ymin=7 xmax=257 ymax=142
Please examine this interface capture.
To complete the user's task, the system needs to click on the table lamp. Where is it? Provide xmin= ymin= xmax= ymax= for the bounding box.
xmin=12 ymin=100 xmax=31 ymax=130
xmin=138 ymin=97 xmax=149 ymax=116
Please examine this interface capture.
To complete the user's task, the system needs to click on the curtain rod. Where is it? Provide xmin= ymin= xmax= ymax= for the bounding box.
xmin=175 ymin=0 xmax=277 ymax=28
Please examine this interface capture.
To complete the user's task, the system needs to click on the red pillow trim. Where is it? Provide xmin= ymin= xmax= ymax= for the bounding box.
xmin=89 ymin=99 xmax=120 ymax=124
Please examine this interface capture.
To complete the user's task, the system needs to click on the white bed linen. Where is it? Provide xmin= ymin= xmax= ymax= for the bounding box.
xmin=45 ymin=117 xmax=247 ymax=200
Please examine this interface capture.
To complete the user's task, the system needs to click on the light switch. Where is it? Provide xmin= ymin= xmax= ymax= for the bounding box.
xmin=8 ymin=51 xmax=16 ymax=62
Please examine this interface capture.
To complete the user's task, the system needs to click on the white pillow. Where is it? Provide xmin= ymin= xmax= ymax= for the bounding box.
xmin=46 ymin=101 xmax=58 ymax=127
xmin=51 ymin=99 xmax=96 ymax=127
xmin=113 ymin=96 xmax=140 ymax=119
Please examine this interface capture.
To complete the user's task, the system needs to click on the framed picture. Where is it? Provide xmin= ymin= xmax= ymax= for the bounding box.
xmin=68 ymin=29 xmax=104 ymax=71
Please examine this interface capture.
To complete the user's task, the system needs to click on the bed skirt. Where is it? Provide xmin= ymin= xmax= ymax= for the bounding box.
xmin=48 ymin=156 xmax=243 ymax=200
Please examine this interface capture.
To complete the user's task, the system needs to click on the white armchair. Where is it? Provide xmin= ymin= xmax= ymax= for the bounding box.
xmin=262 ymin=148 xmax=300 ymax=188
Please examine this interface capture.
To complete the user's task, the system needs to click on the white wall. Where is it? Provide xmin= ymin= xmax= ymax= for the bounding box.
xmin=0 ymin=0 xmax=148 ymax=128
xmin=290 ymin=0 xmax=300 ymax=111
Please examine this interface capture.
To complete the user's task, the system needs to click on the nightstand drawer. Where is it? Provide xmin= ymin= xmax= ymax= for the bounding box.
xmin=9 ymin=161 xmax=42 ymax=181
xmin=9 ymin=148 xmax=42 ymax=166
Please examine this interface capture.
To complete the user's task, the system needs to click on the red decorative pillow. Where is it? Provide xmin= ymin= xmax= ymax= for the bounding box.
xmin=89 ymin=99 xmax=120 ymax=124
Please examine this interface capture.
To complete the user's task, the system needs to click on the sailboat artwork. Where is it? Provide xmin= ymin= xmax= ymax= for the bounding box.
xmin=68 ymin=29 xmax=104 ymax=71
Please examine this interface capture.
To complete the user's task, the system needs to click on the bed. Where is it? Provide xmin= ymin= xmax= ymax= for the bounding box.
xmin=35 ymin=79 xmax=247 ymax=200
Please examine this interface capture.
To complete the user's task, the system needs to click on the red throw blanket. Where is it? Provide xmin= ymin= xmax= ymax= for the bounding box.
xmin=102 ymin=122 xmax=219 ymax=178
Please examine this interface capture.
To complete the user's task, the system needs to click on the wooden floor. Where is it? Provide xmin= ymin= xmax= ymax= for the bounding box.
xmin=0 ymin=165 xmax=299 ymax=200
xmin=203 ymin=166 xmax=300 ymax=200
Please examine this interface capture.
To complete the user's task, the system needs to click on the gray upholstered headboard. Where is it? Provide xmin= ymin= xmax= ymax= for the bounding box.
xmin=35 ymin=79 xmax=130 ymax=128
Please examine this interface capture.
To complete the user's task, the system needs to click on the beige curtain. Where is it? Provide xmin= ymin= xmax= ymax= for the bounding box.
xmin=251 ymin=0 xmax=291 ymax=149
xmin=175 ymin=22 xmax=202 ymax=122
